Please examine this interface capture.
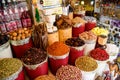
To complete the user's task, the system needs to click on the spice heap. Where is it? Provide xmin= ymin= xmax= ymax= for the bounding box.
xmin=72 ymin=17 xmax=86 ymax=27
xmin=75 ymin=56 xmax=98 ymax=71
xmin=56 ymin=65 xmax=82 ymax=80
xmin=33 ymin=23 xmax=48 ymax=50
xmin=9 ymin=28 xmax=32 ymax=41
xmin=65 ymin=37 xmax=85 ymax=47
xmin=0 ymin=58 xmax=22 ymax=79
xmin=0 ymin=34 xmax=9 ymax=46
xmin=56 ymin=15 xmax=73 ymax=29
xmin=35 ymin=75 xmax=56 ymax=80
xmin=79 ymin=31 xmax=97 ymax=41
xmin=90 ymin=48 xmax=109 ymax=61
xmin=91 ymin=27 xmax=109 ymax=36
xmin=47 ymin=42 xmax=69 ymax=56
xmin=21 ymin=48 xmax=47 ymax=65
xmin=84 ymin=16 xmax=96 ymax=22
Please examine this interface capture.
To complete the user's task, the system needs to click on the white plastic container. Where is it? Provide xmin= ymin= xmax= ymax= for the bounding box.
xmin=84 ymin=40 xmax=96 ymax=55
xmin=0 ymin=41 xmax=13 ymax=58
xmin=81 ymin=70 xmax=96 ymax=80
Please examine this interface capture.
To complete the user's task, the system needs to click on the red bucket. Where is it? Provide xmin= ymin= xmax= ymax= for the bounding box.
xmin=69 ymin=45 xmax=85 ymax=65
xmin=11 ymin=37 xmax=33 ymax=58
xmin=72 ymin=24 xmax=85 ymax=37
xmin=85 ymin=22 xmax=96 ymax=31
xmin=24 ymin=58 xmax=48 ymax=80
xmin=16 ymin=70 xmax=25 ymax=80
xmin=48 ymin=53 xmax=69 ymax=75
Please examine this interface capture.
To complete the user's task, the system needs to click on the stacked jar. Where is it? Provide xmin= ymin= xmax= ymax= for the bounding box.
xmin=0 ymin=34 xmax=13 ymax=58
xmin=47 ymin=42 xmax=70 ymax=75
xmin=21 ymin=48 xmax=48 ymax=80
xmin=10 ymin=28 xmax=33 ymax=58
xmin=72 ymin=17 xmax=86 ymax=37
xmin=65 ymin=37 xmax=85 ymax=65
xmin=84 ymin=16 xmax=97 ymax=31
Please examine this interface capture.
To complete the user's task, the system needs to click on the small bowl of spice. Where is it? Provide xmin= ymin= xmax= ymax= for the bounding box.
xmin=75 ymin=56 xmax=98 ymax=80
xmin=0 ymin=58 xmax=24 ymax=80
xmin=21 ymin=48 xmax=48 ymax=80
xmin=47 ymin=42 xmax=70 ymax=75
xmin=56 ymin=65 xmax=82 ymax=80
xmin=90 ymin=48 xmax=109 ymax=75
xmin=65 ymin=37 xmax=85 ymax=65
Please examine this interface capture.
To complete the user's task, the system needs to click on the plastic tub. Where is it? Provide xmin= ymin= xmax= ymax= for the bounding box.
xmin=72 ymin=24 xmax=85 ymax=37
xmin=84 ymin=40 xmax=96 ymax=55
xmin=24 ymin=58 xmax=48 ymax=80
xmin=84 ymin=16 xmax=96 ymax=31
xmin=11 ymin=37 xmax=33 ymax=58
xmin=0 ymin=41 xmax=13 ymax=58
xmin=21 ymin=48 xmax=48 ymax=80
xmin=48 ymin=52 xmax=69 ymax=75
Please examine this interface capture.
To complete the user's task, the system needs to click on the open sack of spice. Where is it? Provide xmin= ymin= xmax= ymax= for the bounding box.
xmin=21 ymin=47 xmax=48 ymax=79
xmin=33 ymin=22 xmax=48 ymax=50
xmin=0 ymin=58 xmax=24 ymax=80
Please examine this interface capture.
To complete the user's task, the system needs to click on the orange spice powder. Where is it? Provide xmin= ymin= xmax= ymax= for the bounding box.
xmin=47 ymin=42 xmax=70 ymax=56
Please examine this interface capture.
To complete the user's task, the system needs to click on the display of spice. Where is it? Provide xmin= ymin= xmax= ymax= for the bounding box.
xmin=35 ymin=75 xmax=56 ymax=80
xmin=0 ymin=34 xmax=9 ymax=46
xmin=33 ymin=23 xmax=48 ymax=50
xmin=72 ymin=17 xmax=86 ymax=27
xmin=84 ymin=16 xmax=96 ymax=22
xmin=21 ymin=48 xmax=47 ymax=65
xmin=47 ymin=42 xmax=69 ymax=56
xmin=75 ymin=56 xmax=98 ymax=72
xmin=65 ymin=37 xmax=85 ymax=47
xmin=90 ymin=48 xmax=109 ymax=61
xmin=55 ymin=15 xmax=73 ymax=29
xmin=0 ymin=58 xmax=22 ymax=79
xmin=79 ymin=31 xmax=97 ymax=41
xmin=91 ymin=27 xmax=109 ymax=36
xmin=56 ymin=65 xmax=82 ymax=80
xmin=9 ymin=28 xmax=32 ymax=41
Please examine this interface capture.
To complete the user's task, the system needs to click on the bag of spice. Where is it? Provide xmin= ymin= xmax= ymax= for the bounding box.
xmin=47 ymin=24 xmax=59 ymax=46
xmin=47 ymin=42 xmax=70 ymax=75
xmin=65 ymin=37 xmax=85 ymax=65
xmin=21 ymin=48 xmax=48 ymax=80
xmin=10 ymin=28 xmax=33 ymax=58
xmin=79 ymin=31 xmax=97 ymax=55
xmin=0 ymin=58 xmax=24 ymax=80
xmin=72 ymin=17 xmax=86 ymax=37
xmin=33 ymin=23 xmax=48 ymax=51
xmin=35 ymin=75 xmax=56 ymax=80
xmin=75 ymin=56 xmax=98 ymax=80
xmin=84 ymin=16 xmax=97 ymax=31
xmin=90 ymin=48 xmax=109 ymax=76
xmin=0 ymin=34 xmax=13 ymax=58
xmin=56 ymin=15 xmax=72 ymax=43
xmin=56 ymin=65 xmax=82 ymax=80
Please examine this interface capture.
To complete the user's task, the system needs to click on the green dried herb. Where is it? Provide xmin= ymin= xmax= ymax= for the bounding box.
xmin=0 ymin=58 xmax=22 ymax=79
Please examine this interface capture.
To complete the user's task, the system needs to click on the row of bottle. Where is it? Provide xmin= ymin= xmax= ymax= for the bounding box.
xmin=0 ymin=0 xmax=32 ymax=33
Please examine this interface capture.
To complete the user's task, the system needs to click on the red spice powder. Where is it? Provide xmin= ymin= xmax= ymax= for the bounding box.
xmin=47 ymin=42 xmax=70 ymax=56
